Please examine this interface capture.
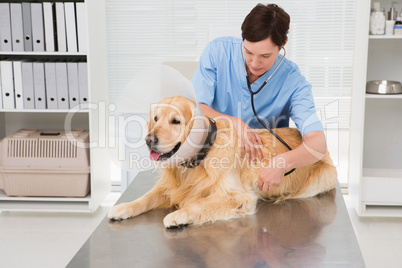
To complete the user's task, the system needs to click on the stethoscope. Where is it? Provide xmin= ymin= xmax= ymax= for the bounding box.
xmin=241 ymin=42 xmax=295 ymax=176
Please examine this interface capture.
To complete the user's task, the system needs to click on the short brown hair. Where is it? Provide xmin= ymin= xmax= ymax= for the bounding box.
xmin=241 ymin=3 xmax=290 ymax=47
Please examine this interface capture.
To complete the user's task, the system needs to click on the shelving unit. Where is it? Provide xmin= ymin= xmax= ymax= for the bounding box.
xmin=349 ymin=0 xmax=402 ymax=217
xmin=369 ymin=35 xmax=402 ymax=39
xmin=0 ymin=109 xmax=89 ymax=113
xmin=365 ymin=94 xmax=402 ymax=99
xmin=0 ymin=52 xmax=86 ymax=56
xmin=0 ymin=0 xmax=110 ymax=212
xmin=0 ymin=191 xmax=92 ymax=212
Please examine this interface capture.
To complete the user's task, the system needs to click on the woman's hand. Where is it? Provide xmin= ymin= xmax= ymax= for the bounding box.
xmin=257 ymin=156 xmax=287 ymax=192
xmin=256 ymin=131 xmax=329 ymax=192
xmin=198 ymin=104 xmax=264 ymax=162
xmin=230 ymin=116 xmax=264 ymax=163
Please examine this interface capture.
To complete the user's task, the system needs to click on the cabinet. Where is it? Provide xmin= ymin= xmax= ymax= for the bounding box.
xmin=349 ymin=0 xmax=402 ymax=217
xmin=0 ymin=0 xmax=110 ymax=212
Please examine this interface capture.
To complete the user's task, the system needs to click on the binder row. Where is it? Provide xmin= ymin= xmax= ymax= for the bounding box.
xmin=0 ymin=2 xmax=87 ymax=53
xmin=0 ymin=60 xmax=88 ymax=110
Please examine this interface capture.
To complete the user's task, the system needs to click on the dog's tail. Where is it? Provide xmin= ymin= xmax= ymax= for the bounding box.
xmin=292 ymin=154 xmax=337 ymax=200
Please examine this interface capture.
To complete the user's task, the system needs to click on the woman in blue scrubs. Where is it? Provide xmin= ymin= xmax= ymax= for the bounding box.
xmin=191 ymin=4 xmax=328 ymax=192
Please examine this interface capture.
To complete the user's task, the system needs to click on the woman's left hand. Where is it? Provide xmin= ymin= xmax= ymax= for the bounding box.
xmin=257 ymin=157 xmax=287 ymax=192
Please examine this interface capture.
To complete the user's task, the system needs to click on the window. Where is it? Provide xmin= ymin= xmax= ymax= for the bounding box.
xmin=106 ymin=0 xmax=356 ymax=184
xmin=106 ymin=0 xmax=355 ymax=129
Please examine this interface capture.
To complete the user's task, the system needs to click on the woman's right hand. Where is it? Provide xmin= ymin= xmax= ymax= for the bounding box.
xmin=199 ymin=104 xmax=263 ymax=162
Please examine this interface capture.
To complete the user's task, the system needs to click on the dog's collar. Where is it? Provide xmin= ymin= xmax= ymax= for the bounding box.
xmin=181 ymin=117 xmax=217 ymax=168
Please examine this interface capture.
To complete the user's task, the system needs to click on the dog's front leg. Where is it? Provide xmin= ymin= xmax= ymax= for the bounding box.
xmin=108 ymin=186 xmax=168 ymax=221
xmin=163 ymin=193 xmax=257 ymax=228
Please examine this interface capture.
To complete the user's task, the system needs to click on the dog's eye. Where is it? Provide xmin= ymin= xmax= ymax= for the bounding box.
xmin=171 ymin=119 xmax=181 ymax=125
xmin=154 ymin=116 xmax=158 ymax=122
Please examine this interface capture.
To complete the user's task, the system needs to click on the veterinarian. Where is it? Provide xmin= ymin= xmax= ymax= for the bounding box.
xmin=191 ymin=3 xmax=327 ymax=193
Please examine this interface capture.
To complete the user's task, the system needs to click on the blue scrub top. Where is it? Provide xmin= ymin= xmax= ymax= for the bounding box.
xmin=191 ymin=36 xmax=323 ymax=136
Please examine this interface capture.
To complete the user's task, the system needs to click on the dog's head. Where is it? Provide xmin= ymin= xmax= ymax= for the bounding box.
xmin=145 ymin=96 xmax=196 ymax=161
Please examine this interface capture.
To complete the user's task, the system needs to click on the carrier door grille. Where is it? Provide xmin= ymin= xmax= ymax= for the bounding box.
xmin=7 ymin=139 xmax=78 ymax=158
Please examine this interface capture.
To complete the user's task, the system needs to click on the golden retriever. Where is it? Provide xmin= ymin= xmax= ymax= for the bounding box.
xmin=108 ymin=96 xmax=337 ymax=228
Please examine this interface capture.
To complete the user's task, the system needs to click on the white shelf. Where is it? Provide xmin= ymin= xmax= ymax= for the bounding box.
xmin=349 ymin=0 xmax=402 ymax=218
xmin=0 ymin=52 xmax=86 ymax=56
xmin=0 ymin=190 xmax=91 ymax=202
xmin=0 ymin=0 xmax=110 ymax=213
xmin=365 ymin=93 xmax=402 ymax=99
xmin=363 ymin=168 xmax=402 ymax=178
xmin=360 ymin=169 xmax=402 ymax=217
xmin=369 ymin=35 xmax=402 ymax=39
xmin=0 ymin=109 xmax=89 ymax=113
xmin=360 ymin=205 xmax=402 ymax=217
xmin=0 ymin=190 xmax=92 ymax=212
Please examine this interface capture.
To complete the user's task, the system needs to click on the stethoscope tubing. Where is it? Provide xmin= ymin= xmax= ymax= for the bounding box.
xmin=241 ymin=42 xmax=296 ymax=176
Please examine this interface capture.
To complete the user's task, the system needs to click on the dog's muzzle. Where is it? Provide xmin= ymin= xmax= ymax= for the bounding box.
xmin=146 ymin=134 xmax=182 ymax=161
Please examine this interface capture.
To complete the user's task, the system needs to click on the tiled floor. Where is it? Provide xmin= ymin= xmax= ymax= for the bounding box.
xmin=1 ymin=192 xmax=402 ymax=268
xmin=0 ymin=193 xmax=120 ymax=268
xmin=343 ymin=195 xmax=402 ymax=268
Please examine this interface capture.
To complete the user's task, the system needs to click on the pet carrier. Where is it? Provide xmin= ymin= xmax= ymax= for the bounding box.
xmin=0 ymin=129 xmax=90 ymax=197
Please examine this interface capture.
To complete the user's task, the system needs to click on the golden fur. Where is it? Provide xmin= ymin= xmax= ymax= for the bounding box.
xmin=108 ymin=96 xmax=337 ymax=228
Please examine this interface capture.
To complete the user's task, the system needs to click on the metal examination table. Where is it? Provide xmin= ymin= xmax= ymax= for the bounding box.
xmin=68 ymin=170 xmax=365 ymax=267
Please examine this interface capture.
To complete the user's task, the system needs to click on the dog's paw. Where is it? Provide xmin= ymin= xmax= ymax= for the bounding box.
xmin=163 ymin=210 xmax=191 ymax=228
xmin=107 ymin=203 xmax=135 ymax=221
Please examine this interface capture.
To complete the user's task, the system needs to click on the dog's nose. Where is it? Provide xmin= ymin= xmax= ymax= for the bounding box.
xmin=145 ymin=134 xmax=158 ymax=146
